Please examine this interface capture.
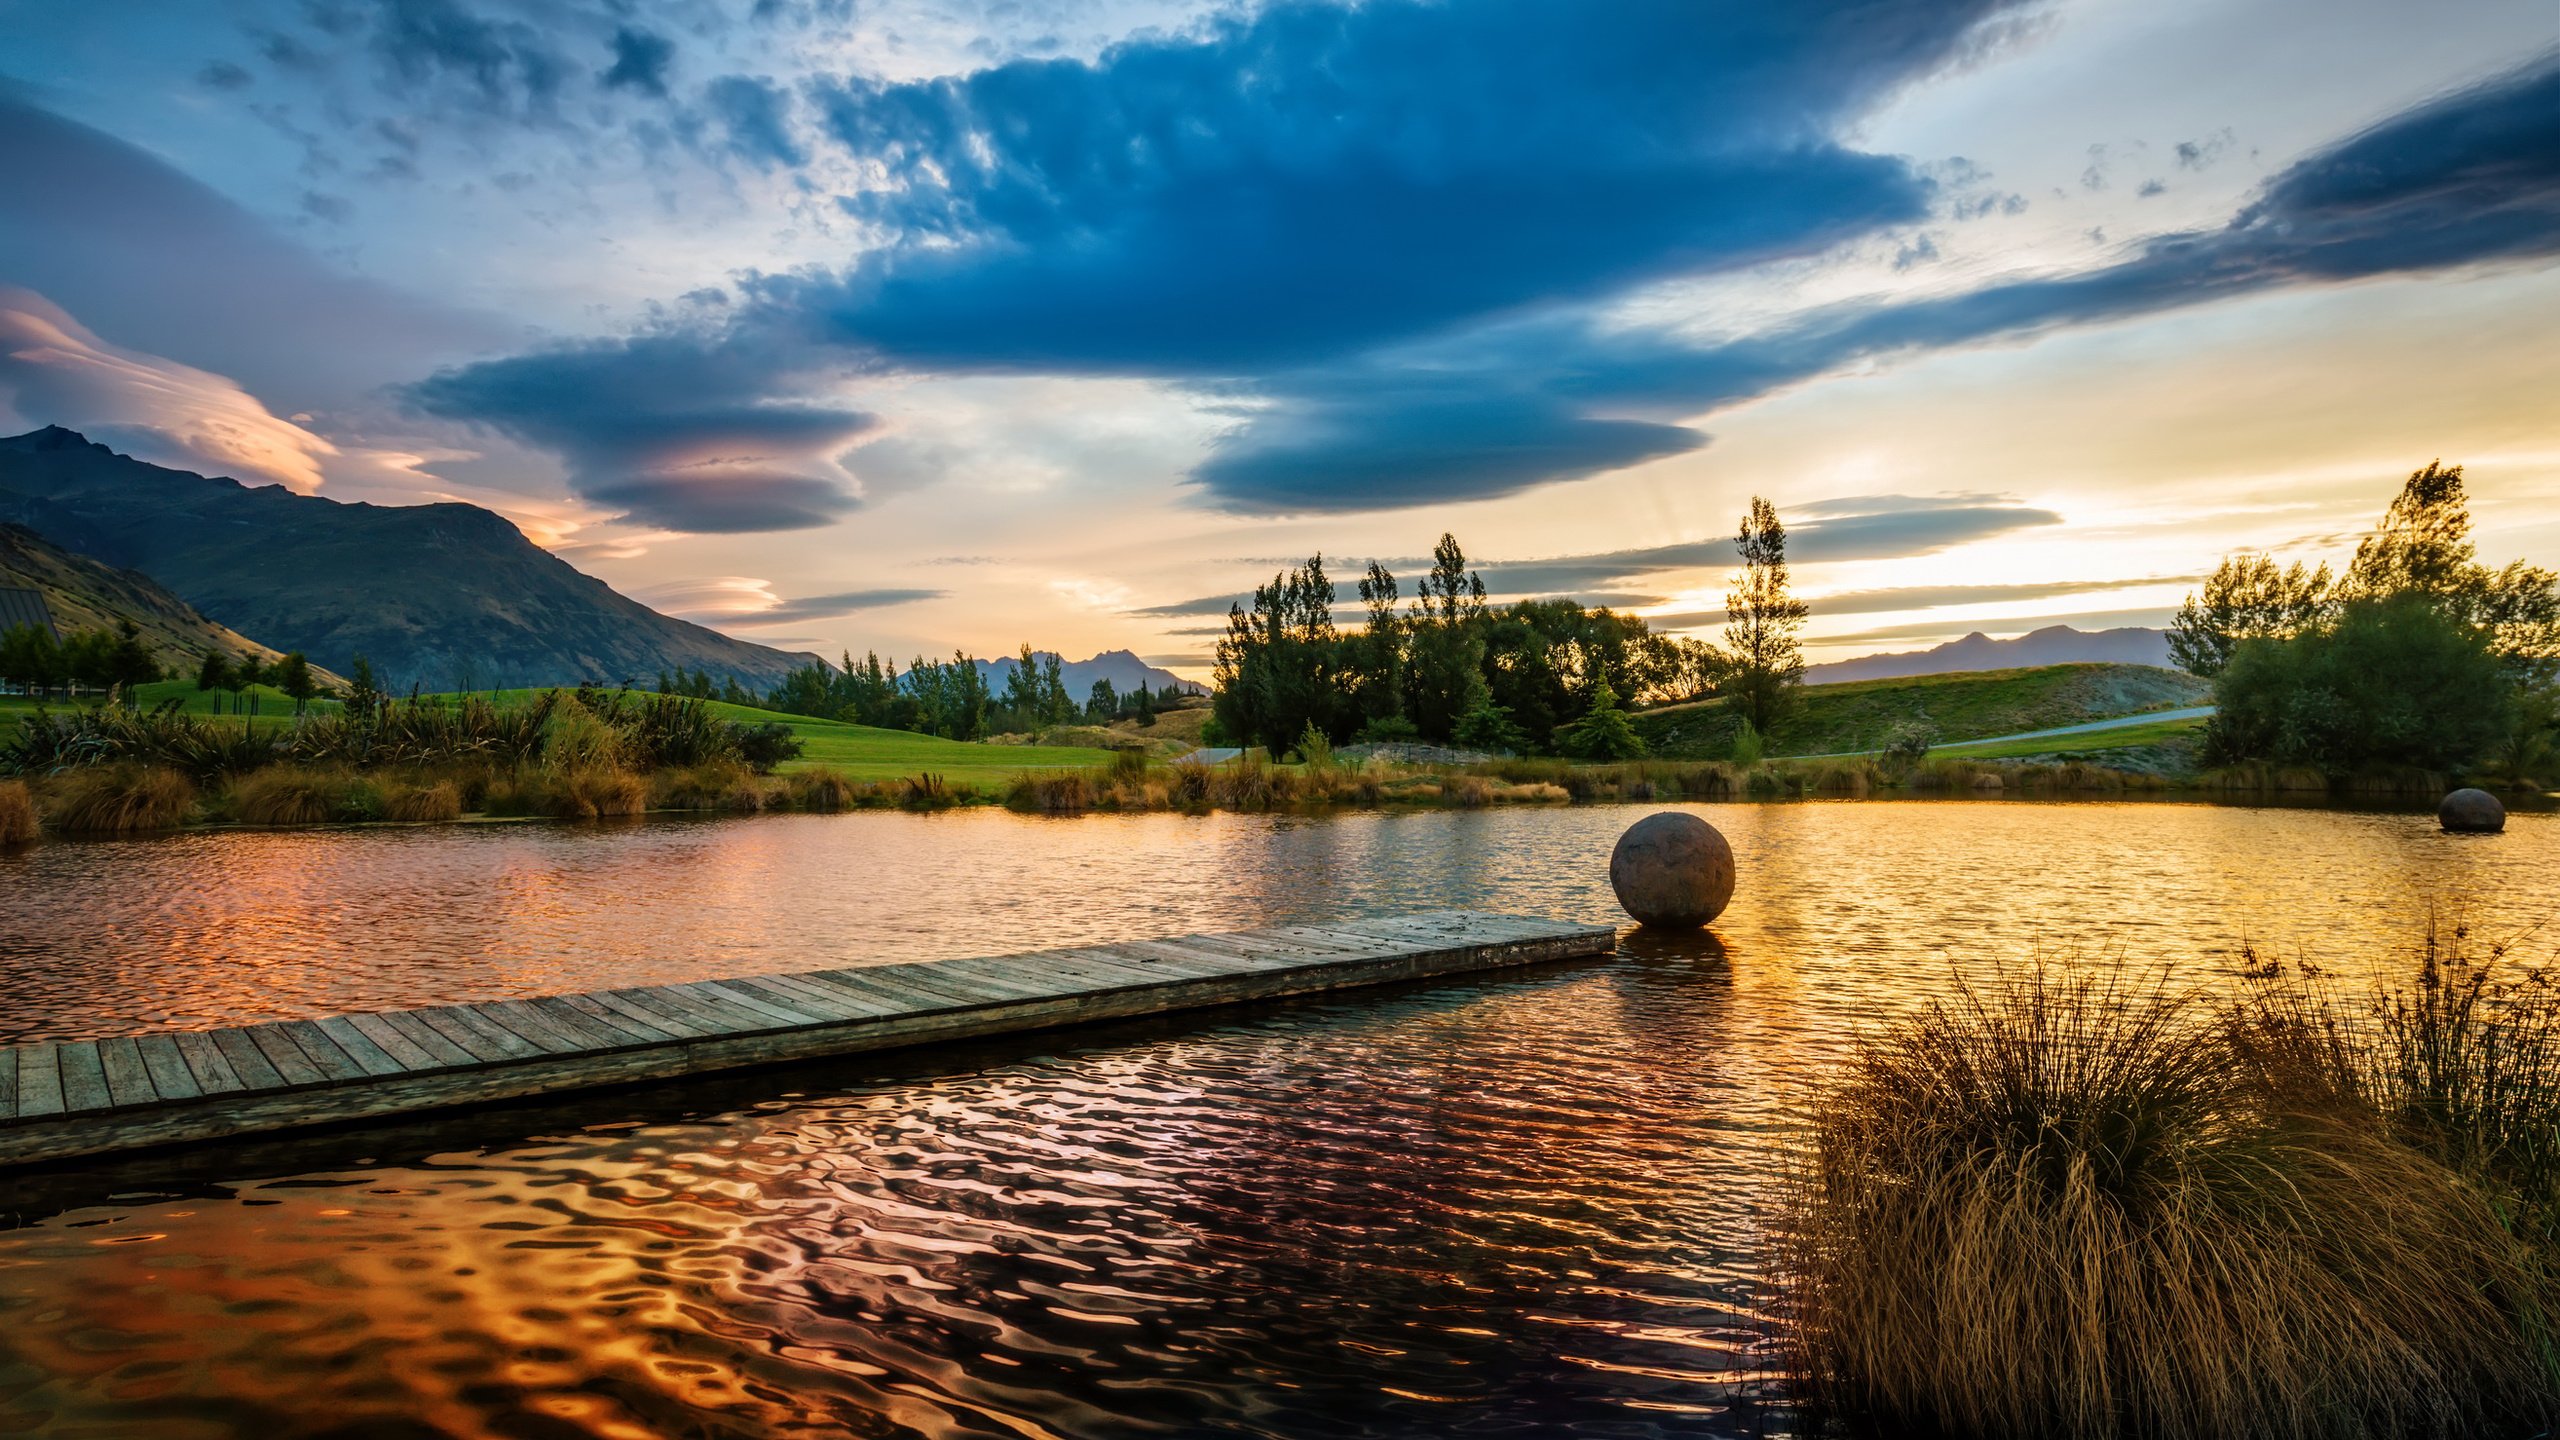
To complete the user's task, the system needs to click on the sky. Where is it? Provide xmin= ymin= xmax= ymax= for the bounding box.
xmin=0 ymin=0 xmax=2554 ymax=680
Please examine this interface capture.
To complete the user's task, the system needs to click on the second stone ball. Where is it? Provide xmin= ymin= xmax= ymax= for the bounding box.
xmin=1609 ymin=811 xmax=1735 ymax=929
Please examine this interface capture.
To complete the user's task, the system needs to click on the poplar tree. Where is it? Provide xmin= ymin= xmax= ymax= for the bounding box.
xmin=1723 ymin=496 xmax=1808 ymax=738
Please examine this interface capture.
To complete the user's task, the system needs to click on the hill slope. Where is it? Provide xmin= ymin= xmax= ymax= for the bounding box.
xmin=0 ymin=426 xmax=819 ymax=691
xmin=1633 ymin=662 xmax=2211 ymax=758
xmin=0 ymin=522 xmax=310 ymax=676
xmin=1805 ymin=625 xmax=2173 ymax=683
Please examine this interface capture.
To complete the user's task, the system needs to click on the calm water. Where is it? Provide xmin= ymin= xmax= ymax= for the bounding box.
xmin=0 ymin=801 xmax=2550 ymax=1438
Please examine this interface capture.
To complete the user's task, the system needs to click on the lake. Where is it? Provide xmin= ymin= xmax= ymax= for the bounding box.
xmin=0 ymin=800 xmax=2546 ymax=1437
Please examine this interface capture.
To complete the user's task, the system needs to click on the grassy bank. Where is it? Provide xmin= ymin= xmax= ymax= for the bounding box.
xmin=1776 ymin=930 xmax=2560 ymax=1440
xmin=1633 ymin=663 xmax=2211 ymax=759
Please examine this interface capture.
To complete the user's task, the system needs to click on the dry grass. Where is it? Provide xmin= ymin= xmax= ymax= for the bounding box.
xmin=231 ymin=767 xmax=375 ymax=825
xmin=1778 ymin=969 xmax=2560 ymax=1440
xmin=0 ymin=778 xmax=35 ymax=845
xmin=381 ymin=778 xmax=463 ymax=823
xmin=546 ymin=766 xmax=649 ymax=819
xmin=783 ymin=767 xmax=860 ymax=811
xmin=42 ymin=764 xmax=196 ymax=833
xmin=651 ymin=760 xmax=767 ymax=813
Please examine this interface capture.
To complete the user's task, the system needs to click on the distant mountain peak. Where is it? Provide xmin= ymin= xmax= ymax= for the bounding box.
xmin=1805 ymin=624 xmax=2176 ymax=684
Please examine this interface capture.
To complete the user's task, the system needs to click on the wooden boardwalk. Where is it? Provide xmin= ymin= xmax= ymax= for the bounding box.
xmin=0 ymin=910 xmax=1613 ymax=1169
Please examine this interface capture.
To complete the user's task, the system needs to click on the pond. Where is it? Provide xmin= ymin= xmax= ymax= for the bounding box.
xmin=0 ymin=800 xmax=2547 ymax=1437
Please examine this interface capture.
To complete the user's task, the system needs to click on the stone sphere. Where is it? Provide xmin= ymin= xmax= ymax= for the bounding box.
xmin=2440 ymin=787 xmax=2507 ymax=834
xmin=1609 ymin=812 xmax=1735 ymax=929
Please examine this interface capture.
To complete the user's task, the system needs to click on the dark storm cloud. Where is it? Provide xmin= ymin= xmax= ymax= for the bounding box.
xmin=368 ymin=0 xmax=571 ymax=120
xmin=601 ymin=27 xmax=675 ymax=97
xmin=785 ymin=0 xmax=2028 ymax=373
xmin=1187 ymin=50 xmax=2560 ymax=509
xmin=705 ymin=75 xmax=803 ymax=168
xmin=403 ymin=331 xmax=876 ymax=532
xmin=0 ymin=89 xmax=500 ymax=406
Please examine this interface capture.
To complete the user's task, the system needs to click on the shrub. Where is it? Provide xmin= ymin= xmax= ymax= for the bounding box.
xmin=1879 ymin=719 xmax=1936 ymax=770
xmin=1728 ymin=718 xmax=1765 ymax=767
xmin=382 ymin=778 xmax=463 ymax=823
xmin=783 ymin=767 xmax=858 ymax=812
xmin=652 ymin=761 xmax=766 ymax=812
xmin=43 ymin=765 xmax=196 ymax=833
xmin=2207 ymin=593 xmax=2512 ymax=776
xmin=730 ymin=721 xmax=803 ymax=773
xmin=544 ymin=766 xmax=648 ymax=819
xmin=0 ymin=778 xmax=34 ymax=844
xmin=1780 ymin=970 xmax=2560 ymax=1440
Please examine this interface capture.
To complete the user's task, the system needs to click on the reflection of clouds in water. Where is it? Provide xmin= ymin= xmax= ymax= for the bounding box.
xmin=2 ymin=802 xmax=2549 ymax=1045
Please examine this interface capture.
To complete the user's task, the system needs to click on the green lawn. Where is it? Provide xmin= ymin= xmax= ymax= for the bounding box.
xmin=1633 ymin=663 xmax=2212 ymax=759
xmin=1 ymin=680 xmax=336 ymax=722
xmin=413 ymin=688 xmax=1121 ymax=780
xmin=1931 ymin=713 xmax=2210 ymax=761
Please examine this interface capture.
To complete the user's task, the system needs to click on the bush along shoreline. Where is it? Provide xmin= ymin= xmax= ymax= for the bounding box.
xmin=1774 ymin=924 xmax=2560 ymax=1440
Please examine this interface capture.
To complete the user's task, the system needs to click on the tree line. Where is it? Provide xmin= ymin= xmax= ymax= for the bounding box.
xmin=749 ymin=646 xmax=1185 ymax=740
xmin=1211 ymin=502 xmax=1808 ymax=758
xmin=2171 ymin=461 xmax=2560 ymax=778
xmin=0 ymin=618 xmax=160 ymax=697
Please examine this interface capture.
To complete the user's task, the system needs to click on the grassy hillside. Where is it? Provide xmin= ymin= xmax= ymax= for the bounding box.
xmin=1633 ymin=663 xmax=2211 ymax=759
xmin=1 ymin=680 xmax=340 ymax=723
xmin=0 ymin=523 xmax=317 ymax=677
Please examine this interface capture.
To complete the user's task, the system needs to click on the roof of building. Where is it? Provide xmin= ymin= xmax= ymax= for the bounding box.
xmin=0 ymin=588 xmax=56 ymax=637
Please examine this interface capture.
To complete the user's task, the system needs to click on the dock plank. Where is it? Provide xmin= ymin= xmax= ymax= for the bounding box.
xmin=57 ymin=1043 xmax=111 ymax=1113
xmin=0 ymin=911 xmax=1615 ymax=1168
xmin=97 ymin=1035 xmax=159 ymax=1108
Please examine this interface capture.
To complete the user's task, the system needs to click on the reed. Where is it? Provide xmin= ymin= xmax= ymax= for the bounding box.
xmin=41 ymin=764 xmax=196 ymax=833
xmin=1778 ymin=969 xmax=2560 ymax=1440
xmin=0 ymin=778 xmax=35 ymax=844
xmin=651 ymin=760 xmax=767 ymax=813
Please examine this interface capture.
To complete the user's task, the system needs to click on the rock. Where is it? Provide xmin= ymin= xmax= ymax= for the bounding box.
xmin=1609 ymin=812 xmax=1735 ymax=928
xmin=2439 ymin=787 xmax=2506 ymax=834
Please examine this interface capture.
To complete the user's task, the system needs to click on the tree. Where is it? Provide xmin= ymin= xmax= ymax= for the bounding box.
xmin=1212 ymin=554 xmax=1345 ymax=751
xmin=0 ymin=624 xmax=63 ymax=697
xmin=1040 ymin=653 xmax=1073 ymax=724
xmin=1724 ymin=496 xmax=1808 ymax=737
xmin=197 ymin=651 xmax=235 ymax=694
xmin=1452 ymin=685 xmax=1524 ymax=753
xmin=2205 ymin=594 xmax=2509 ymax=776
xmin=344 ymin=654 xmax=384 ymax=723
xmin=1556 ymin=675 xmax=1645 ymax=760
xmin=2169 ymin=554 xmax=2333 ymax=677
xmin=103 ymin=619 xmax=158 ymax=693
xmin=1086 ymin=678 xmax=1119 ymax=722
xmin=275 ymin=652 xmax=317 ymax=713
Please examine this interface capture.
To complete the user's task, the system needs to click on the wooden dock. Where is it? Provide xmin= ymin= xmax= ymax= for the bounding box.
xmin=0 ymin=910 xmax=1613 ymax=1169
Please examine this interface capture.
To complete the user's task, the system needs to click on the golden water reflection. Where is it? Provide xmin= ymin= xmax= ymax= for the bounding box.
xmin=0 ymin=801 xmax=2552 ymax=1437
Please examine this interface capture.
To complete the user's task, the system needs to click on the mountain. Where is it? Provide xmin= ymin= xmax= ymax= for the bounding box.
xmin=977 ymin=648 xmax=1205 ymax=698
xmin=0 ymin=522 xmax=328 ymax=677
xmin=0 ymin=427 xmax=820 ymax=690
xmin=1805 ymin=625 xmax=2175 ymax=684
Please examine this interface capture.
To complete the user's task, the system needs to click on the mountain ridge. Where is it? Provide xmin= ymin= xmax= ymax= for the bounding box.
xmin=0 ymin=426 xmax=822 ymax=690
xmin=1805 ymin=624 xmax=2175 ymax=684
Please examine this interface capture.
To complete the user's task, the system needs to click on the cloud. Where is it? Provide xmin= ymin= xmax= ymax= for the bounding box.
xmin=1124 ymin=495 xmax=2057 ymax=615
xmin=403 ymin=330 xmax=877 ymax=532
xmin=601 ymin=27 xmax=674 ymax=97
xmin=630 ymin=576 xmax=945 ymax=627
xmin=0 ymin=286 xmax=338 ymax=491
xmin=0 ymin=89 xmax=501 ymax=408
xmin=367 ymin=0 xmax=571 ymax=122
xmin=1186 ymin=50 xmax=2560 ymax=509
xmin=705 ymin=74 xmax=803 ymax=168
xmin=787 ymin=0 xmax=2026 ymax=373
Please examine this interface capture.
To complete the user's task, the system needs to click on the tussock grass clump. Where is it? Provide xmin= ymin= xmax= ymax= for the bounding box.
xmin=543 ymin=766 xmax=649 ymax=820
xmin=783 ymin=767 xmax=859 ymax=811
xmin=0 ymin=778 xmax=36 ymax=845
xmin=381 ymin=778 xmax=463 ymax=823
xmin=651 ymin=761 xmax=766 ymax=813
xmin=1780 ymin=970 xmax=2560 ymax=1440
xmin=1007 ymin=770 xmax=1093 ymax=812
xmin=42 ymin=764 xmax=196 ymax=833
xmin=231 ymin=766 xmax=385 ymax=825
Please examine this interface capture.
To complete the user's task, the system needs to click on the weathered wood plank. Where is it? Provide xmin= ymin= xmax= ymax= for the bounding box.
xmin=57 ymin=1042 xmax=112 ymax=1113
xmin=14 ymin=1045 xmax=63 ymax=1119
xmin=172 ymin=1031 xmax=246 ymax=1095
xmin=345 ymin=1012 xmax=444 ymax=1073
xmin=0 ymin=911 xmax=1616 ymax=1168
xmin=13 ymin=1040 xmax=63 ymax=1122
xmin=134 ymin=1033 xmax=203 ymax=1102
xmin=246 ymin=1026 xmax=331 ymax=1088
xmin=314 ymin=1016 xmax=410 ymax=1079
xmin=96 ymin=1035 xmax=159 ymax=1108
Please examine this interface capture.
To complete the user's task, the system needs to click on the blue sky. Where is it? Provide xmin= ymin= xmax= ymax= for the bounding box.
xmin=0 ymin=0 xmax=2554 ymax=675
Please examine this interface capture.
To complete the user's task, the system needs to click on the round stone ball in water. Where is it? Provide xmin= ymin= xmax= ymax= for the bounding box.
xmin=1609 ymin=812 xmax=1735 ymax=928
xmin=2439 ymin=787 xmax=2507 ymax=834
